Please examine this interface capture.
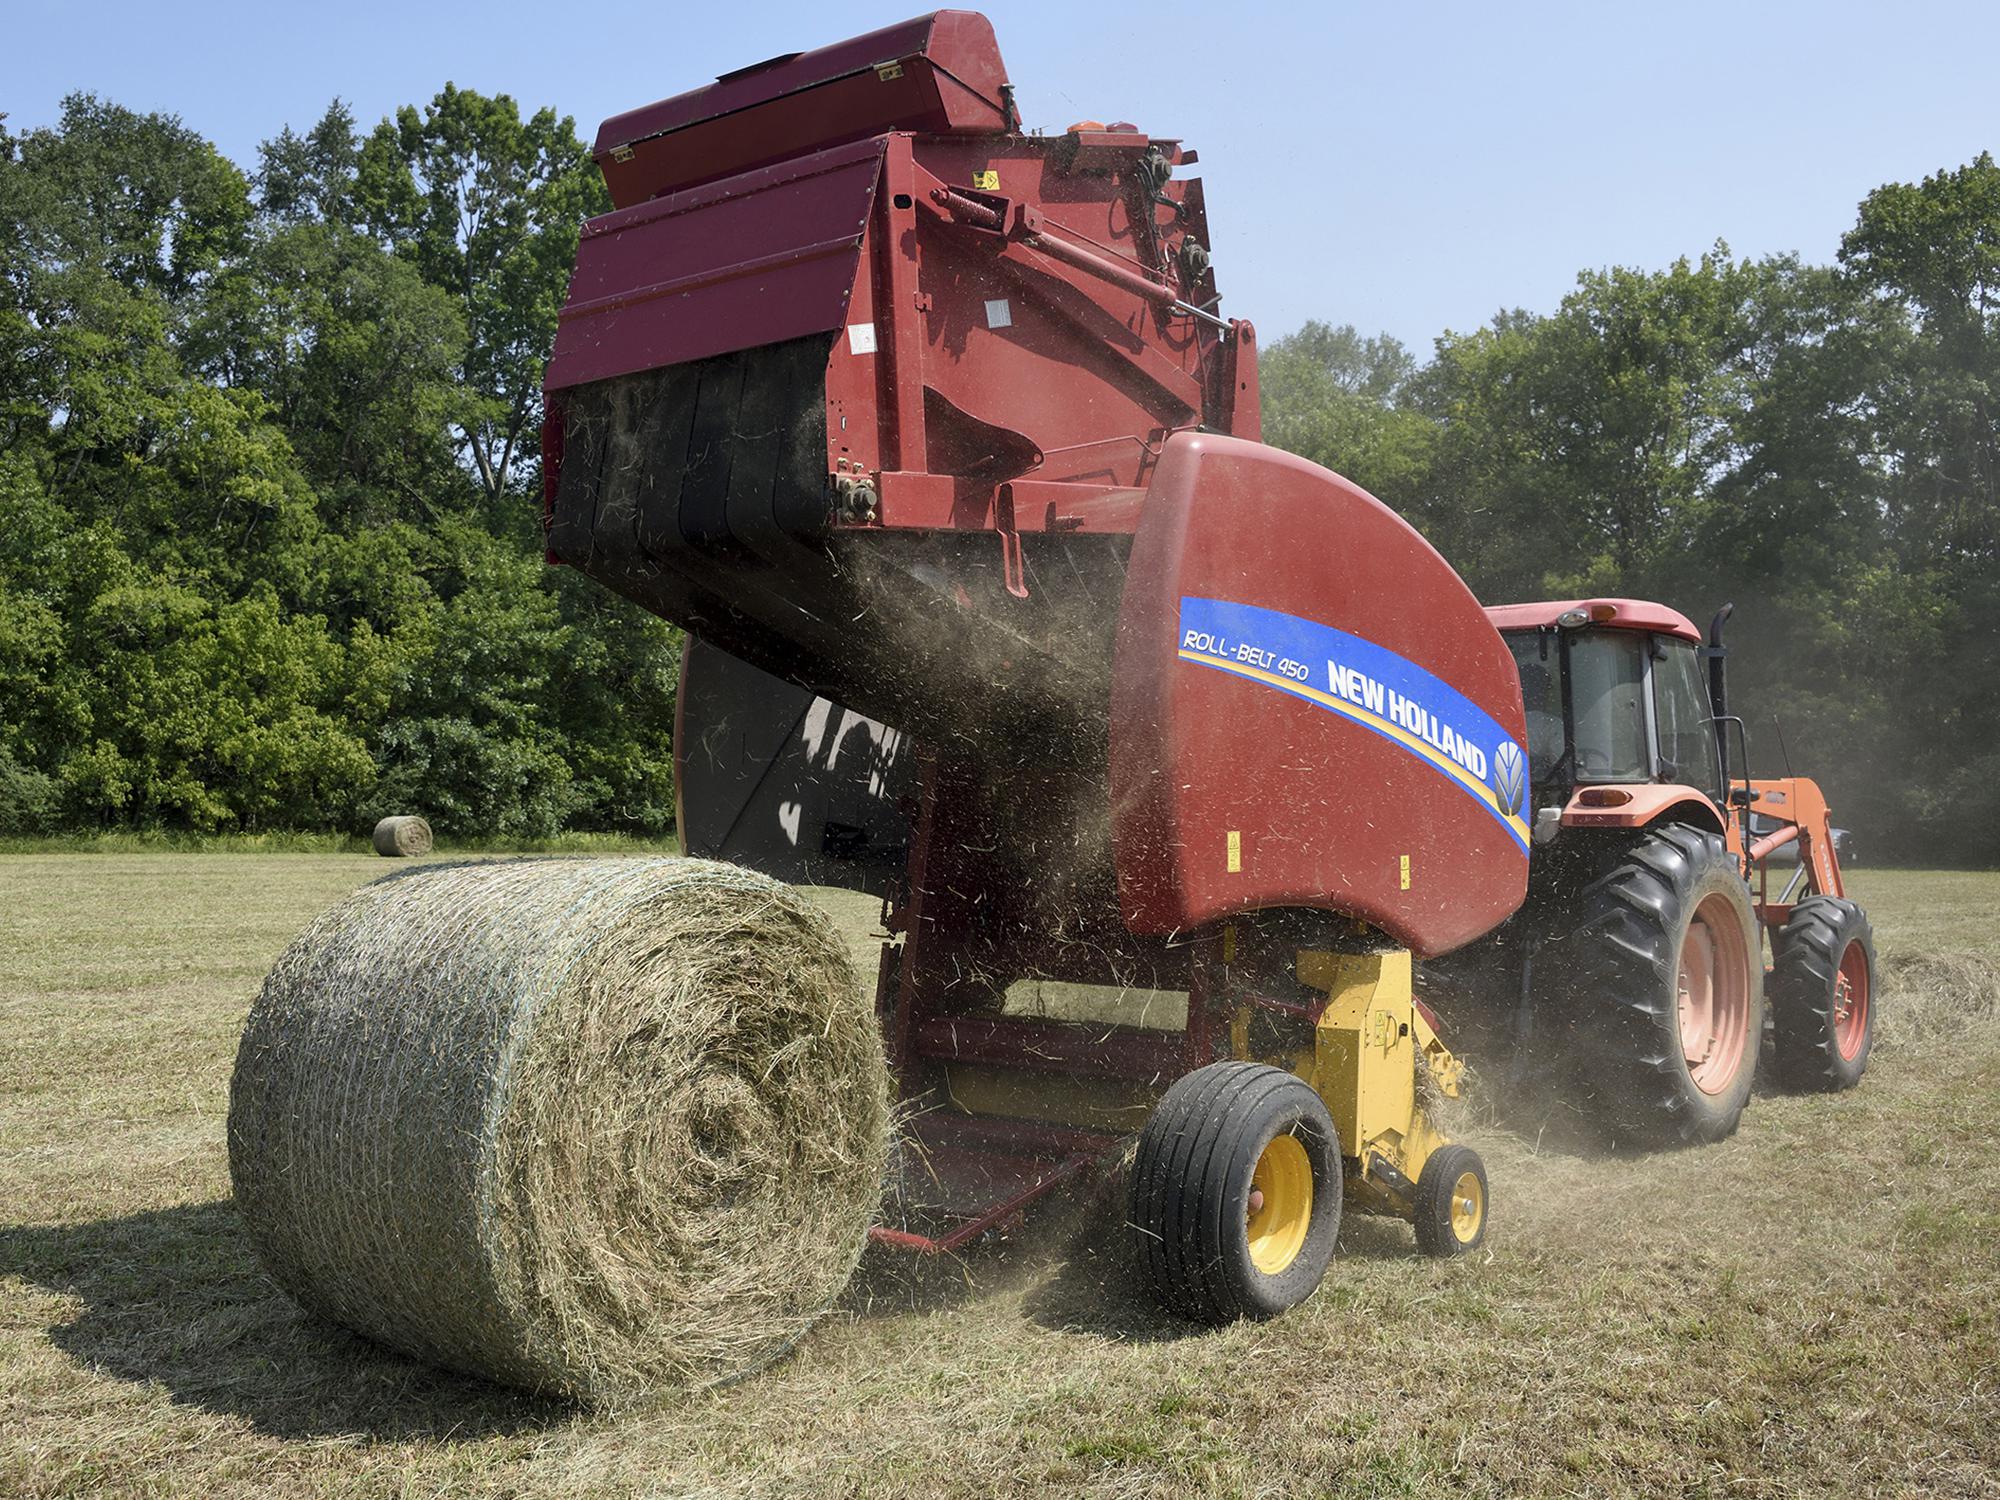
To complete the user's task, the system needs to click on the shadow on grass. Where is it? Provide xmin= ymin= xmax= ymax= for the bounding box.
xmin=0 ymin=1199 xmax=567 ymax=1441
xmin=847 ymin=1168 xmax=1454 ymax=1344
xmin=1016 ymin=1191 xmax=1457 ymax=1341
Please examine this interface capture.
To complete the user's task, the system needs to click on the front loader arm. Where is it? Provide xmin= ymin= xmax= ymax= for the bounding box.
xmin=1746 ymin=777 xmax=1845 ymax=901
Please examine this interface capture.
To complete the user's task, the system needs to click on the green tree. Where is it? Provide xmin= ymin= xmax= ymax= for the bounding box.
xmin=256 ymin=99 xmax=361 ymax=226
xmin=1260 ymin=321 xmax=1435 ymax=510
xmin=1410 ymin=247 xmax=1801 ymax=601
xmin=1835 ymin=153 xmax=2000 ymax=859
xmin=354 ymin=86 xmax=606 ymax=504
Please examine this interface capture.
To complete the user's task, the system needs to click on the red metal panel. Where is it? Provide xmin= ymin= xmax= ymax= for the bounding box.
xmin=1484 ymin=598 xmax=1702 ymax=643
xmin=545 ymin=138 xmax=885 ymax=393
xmin=1110 ymin=433 xmax=1529 ymax=958
xmin=880 ymin=136 xmax=1209 ymax=493
xmin=595 ymin=11 xmax=1011 ymax=206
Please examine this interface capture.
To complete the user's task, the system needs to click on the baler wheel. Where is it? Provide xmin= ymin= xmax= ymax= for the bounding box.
xmin=1768 ymin=896 xmax=1876 ymax=1092
xmin=1129 ymin=1061 xmax=1341 ymax=1323
xmin=1549 ymin=824 xmax=1765 ymax=1147
xmin=1412 ymin=1144 xmax=1489 ymax=1257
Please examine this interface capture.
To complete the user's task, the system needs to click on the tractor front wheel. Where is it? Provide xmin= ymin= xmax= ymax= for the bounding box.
xmin=1769 ymin=896 xmax=1875 ymax=1091
xmin=1129 ymin=1061 xmax=1342 ymax=1322
xmin=1550 ymin=825 xmax=1766 ymax=1148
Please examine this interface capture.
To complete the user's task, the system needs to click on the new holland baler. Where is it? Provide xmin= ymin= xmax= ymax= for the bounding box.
xmin=541 ymin=11 xmax=1530 ymax=1317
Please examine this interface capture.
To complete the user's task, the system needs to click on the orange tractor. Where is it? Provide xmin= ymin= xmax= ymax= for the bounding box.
xmin=1432 ymin=598 xmax=1875 ymax=1146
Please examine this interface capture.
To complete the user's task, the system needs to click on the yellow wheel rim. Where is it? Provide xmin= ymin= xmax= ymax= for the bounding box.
xmin=1247 ymin=1134 xmax=1314 ymax=1274
xmin=1449 ymin=1170 xmax=1484 ymax=1243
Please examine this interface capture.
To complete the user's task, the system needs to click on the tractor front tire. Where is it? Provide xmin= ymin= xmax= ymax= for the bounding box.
xmin=1549 ymin=825 xmax=1765 ymax=1148
xmin=1129 ymin=1061 xmax=1342 ymax=1323
xmin=1769 ymin=896 xmax=1875 ymax=1092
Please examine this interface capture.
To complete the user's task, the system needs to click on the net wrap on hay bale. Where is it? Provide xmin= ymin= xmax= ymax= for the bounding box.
xmin=371 ymin=815 xmax=433 ymax=857
xmin=228 ymin=857 xmax=888 ymax=1404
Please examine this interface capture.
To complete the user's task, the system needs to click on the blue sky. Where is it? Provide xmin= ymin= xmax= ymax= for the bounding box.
xmin=3 ymin=1 xmax=1990 ymax=353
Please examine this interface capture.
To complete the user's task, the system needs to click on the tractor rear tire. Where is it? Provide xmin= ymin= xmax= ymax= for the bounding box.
xmin=1769 ymin=896 xmax=1875 ymax=1092
xmin=1129 ymin=1061 xmax=1342 ymax=1323
xmin=1413 ymin=1143 xmax=1489 ymax=1257
xmin=1548 ymin=824 xmax=1765 ymax=1148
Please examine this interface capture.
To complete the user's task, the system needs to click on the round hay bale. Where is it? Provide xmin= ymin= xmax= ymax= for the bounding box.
xmin=227 ymin=857 xmax=888 ymax=1405
xmin=370 ymin=815 xmax=432 ymax=857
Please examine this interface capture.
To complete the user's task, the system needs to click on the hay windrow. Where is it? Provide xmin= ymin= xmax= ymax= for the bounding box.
xmin=1875 ymin=948 xmax=2000 ymax=1049
xmin=371 ymin=815 xmax=433 ymax=857
xmin=227 ymin=856 xmax=888 ymax=1406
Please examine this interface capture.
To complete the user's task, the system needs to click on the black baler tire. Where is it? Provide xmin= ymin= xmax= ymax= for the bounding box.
xmin=1413 ymin=1143 xmax=1489 ymax=1257
xmin=1548 ymin=824 xmax=1766 ymax=1148
xmin=1129 ymin=1061 xmax=1342 ymax=1323
xmin=1769 ymin=896 xmax=1875 ymax=1092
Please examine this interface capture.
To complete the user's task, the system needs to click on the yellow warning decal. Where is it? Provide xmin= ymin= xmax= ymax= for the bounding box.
xmin=1227 ymin=830 xmax=1242 ymax=873
xmin=972 ymin=169 xmax=1000 ymax=190
xmin=1399 ymin=854 xmax=1411 ymax=890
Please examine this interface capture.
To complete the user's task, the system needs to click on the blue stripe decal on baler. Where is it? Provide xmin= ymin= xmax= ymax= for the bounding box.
xmin=1176 ymin=596 xmax=1531 ymax=853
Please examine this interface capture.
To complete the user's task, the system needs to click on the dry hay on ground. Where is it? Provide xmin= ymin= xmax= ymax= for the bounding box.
xmin=1876 ymin=947 xmax=2000 ymax=1046
xmin=227 ymin=856 xmax=888 ymax=1406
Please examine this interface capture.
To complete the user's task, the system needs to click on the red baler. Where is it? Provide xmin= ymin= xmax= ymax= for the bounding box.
xmin=544 ymin=13 xmax=1526 ymax=1306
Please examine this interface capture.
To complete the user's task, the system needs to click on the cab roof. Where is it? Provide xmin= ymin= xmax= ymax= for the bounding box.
xmin=1483 ymin=598 xmax=1703 ymax=645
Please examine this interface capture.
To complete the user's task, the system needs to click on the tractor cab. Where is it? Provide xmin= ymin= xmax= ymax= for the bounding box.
xmin=1483 ymin=599 xmax=1728 ymax=844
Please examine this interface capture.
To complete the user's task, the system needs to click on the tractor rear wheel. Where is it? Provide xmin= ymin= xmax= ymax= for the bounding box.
xmin=1769 ymin=896 xmax=1875 ymax=1091
xmin=1549 ymin=824 xmax=1765 ymax=1147
xmin=1129 ymin=1061 xmax=1342 ymax=1323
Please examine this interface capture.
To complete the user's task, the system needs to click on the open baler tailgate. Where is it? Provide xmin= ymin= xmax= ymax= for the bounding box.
xmin=542 ymin=9 xmax=1238 ymax=761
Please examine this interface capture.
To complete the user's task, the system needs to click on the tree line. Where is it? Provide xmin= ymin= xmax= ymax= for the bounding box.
xmin=2 ymin=94 xmax=1994 ymax=860
xmin=1263 ymin=161 xmax=2000 ymax=866
xmin=2 ymin=92 xmax=680 ymax=840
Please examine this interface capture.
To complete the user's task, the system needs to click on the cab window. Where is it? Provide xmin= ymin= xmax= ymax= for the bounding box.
xmin=1652 ymin=638 xmax=1721 ymax=796
xmin=1567 ymin=630 xmax=1649 ymax=781
xmin=1507 ymin=631 xmax=1566 ymax=784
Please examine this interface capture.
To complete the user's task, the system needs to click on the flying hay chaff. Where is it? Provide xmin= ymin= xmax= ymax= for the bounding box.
xmin=227 ymin=856 xmax=889 ymax=1405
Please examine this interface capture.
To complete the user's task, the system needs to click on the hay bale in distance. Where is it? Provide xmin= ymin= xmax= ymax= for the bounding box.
xmin=371 ymin=815 xmax=433 ymax=857
xmin=228 ymin=857 xmax=888 ymax=1405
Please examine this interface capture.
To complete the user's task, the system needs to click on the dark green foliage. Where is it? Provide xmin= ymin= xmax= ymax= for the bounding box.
xmin=0 ymin=92 xmax=677 ymax=840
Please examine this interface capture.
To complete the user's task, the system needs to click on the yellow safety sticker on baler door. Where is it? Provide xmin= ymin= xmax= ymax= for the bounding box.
xmin=972 ymin=169 xmax=1000 ymax=190
xmin=1227 ymin=830 xmax=1241 ymax=873
xmin=1399 ymin=854 xmax=1411 ymax=890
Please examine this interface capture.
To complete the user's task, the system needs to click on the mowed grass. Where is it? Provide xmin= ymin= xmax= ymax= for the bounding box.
xmin=2 ymin=855 xmax=1997 ymax=1498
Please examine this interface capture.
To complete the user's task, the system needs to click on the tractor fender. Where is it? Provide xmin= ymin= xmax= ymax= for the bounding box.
xmin=1558 ymin=784 xmax=1726 ymax=836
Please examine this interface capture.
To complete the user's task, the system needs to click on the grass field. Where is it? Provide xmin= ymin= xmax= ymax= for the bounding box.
xmin=3 ymin=854 xmax=1997 ymax=1498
